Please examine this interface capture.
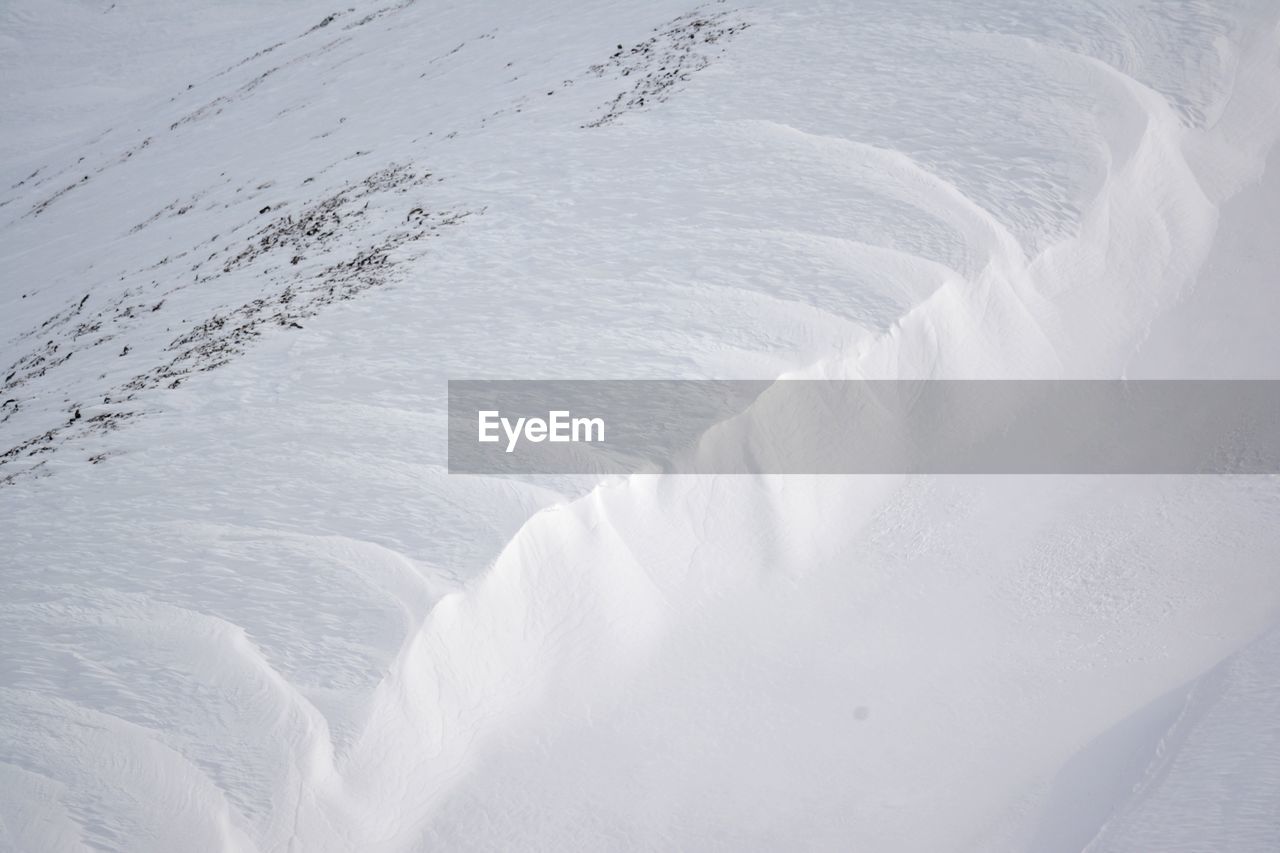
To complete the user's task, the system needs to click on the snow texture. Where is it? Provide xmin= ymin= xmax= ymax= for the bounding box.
xmin=2 ymin=0 xmax=1280 ymax=850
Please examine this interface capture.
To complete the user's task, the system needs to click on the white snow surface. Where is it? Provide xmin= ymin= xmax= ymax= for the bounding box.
xmin=2 ymin=0 xmax=1280 ymax=850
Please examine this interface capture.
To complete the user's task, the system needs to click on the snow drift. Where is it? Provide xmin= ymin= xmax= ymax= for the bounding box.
xmin=3 ymin=0 xmax=1280 ymax=850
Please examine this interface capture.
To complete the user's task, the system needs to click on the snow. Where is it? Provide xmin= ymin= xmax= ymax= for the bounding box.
xmin=3 ymin=0 xmax=1280 ymax=850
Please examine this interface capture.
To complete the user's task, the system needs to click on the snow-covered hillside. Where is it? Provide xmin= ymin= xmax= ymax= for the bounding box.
xmin=2 ymin=0 xmax=1279 ymax=850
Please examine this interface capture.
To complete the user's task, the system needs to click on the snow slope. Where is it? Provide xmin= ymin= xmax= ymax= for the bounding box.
xmin=3 ymin=0 xmax=1280 ymax=850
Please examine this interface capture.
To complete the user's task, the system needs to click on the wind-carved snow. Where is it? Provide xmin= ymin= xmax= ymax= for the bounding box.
xmin=3 ymin=0 xmax=1280 ymax=850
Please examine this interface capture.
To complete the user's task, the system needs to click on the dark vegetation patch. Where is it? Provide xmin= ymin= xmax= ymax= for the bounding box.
xmin=583 ymin=6 xmax=751 ymax=127
xmin=1 ymin=159 xmax=477 ymax=483
xmin=344 ymin=0 xmax=419 ymax=31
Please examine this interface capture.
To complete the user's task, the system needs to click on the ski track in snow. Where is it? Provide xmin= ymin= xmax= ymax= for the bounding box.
xmin=3 ymin=0 xmax=1280 ymax=850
